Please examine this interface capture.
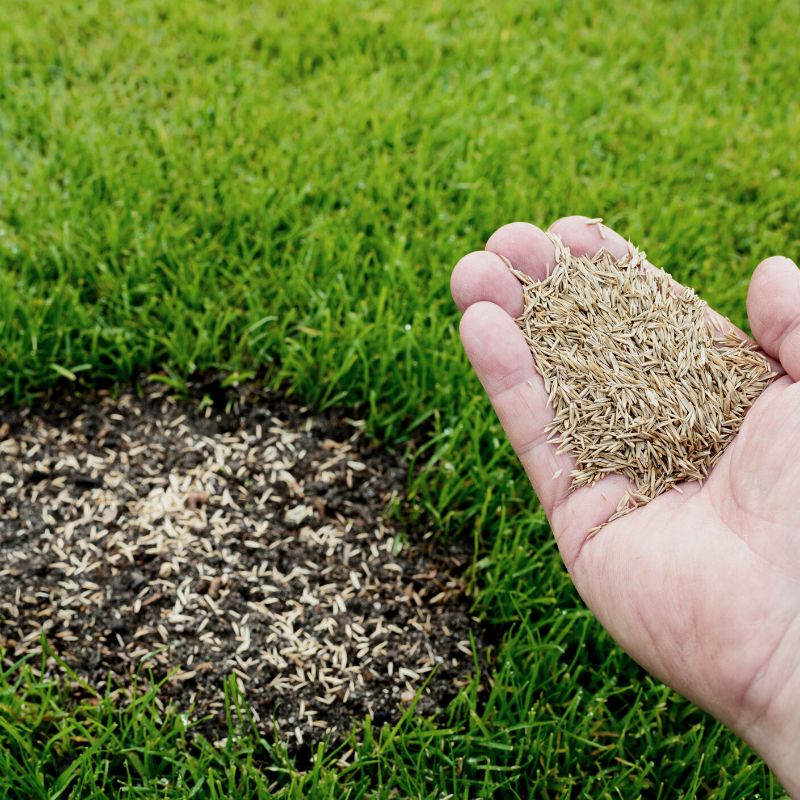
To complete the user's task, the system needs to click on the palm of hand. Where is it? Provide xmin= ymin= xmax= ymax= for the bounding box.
xmin=451 ymin=217 xmax=800 ymax=789
xmin=591 ymin=375 xmax=800 ymax=732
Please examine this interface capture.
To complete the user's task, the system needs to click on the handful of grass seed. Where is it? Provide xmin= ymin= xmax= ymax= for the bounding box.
xmin=510 ymin=234 xmax=773 ymax=521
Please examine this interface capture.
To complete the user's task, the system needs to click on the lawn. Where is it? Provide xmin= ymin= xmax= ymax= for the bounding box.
xmin=1 ymin=0 xmax=799 ymax=796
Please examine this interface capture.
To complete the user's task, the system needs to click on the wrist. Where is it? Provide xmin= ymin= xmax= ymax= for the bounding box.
xmin=739 ymin=645 xmax=800 ymax=796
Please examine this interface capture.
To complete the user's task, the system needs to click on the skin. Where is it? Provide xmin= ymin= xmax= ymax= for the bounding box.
xmin=451 ymin=216 xmax=800 ymax=795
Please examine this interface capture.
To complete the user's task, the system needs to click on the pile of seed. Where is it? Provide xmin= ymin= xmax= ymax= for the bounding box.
xmin=0 ymin=386 xmax=483 ymax=753
xmin=511 ymin=234 xmax=773 ymax=519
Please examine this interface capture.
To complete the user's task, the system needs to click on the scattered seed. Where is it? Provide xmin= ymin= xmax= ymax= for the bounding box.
xmin=0 ymin=388 xmax=486 ymax=750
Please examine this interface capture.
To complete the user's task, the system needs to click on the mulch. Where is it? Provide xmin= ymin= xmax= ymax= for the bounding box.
xmin=0 ymin=383 xmax=487 ymax=755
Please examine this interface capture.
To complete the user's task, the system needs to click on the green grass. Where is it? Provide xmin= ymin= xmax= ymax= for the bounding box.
xmin=1 ymin=0 xmax=798 ymax=796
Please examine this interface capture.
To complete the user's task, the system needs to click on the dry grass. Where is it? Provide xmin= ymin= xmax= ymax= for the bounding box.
xmin=510 ymin=234 xmax=774 ymax=521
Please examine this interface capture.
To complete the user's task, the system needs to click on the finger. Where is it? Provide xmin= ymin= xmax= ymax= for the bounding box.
xmin=451 ymin=251 xmax=523 ymax=315
xmin=747 ymin=256 xmax=800 ymax=381
xmin=550 ymin=215 xmax=692 ymax=304
xmin=459 ymin=300 xmax=629 ymax=568
xmin=549 ymin=214 xmax=633 ymax=260
xmin=550 ymin=215 xmax=783 ymax=373
xmin=485 ymin=222 xmax=555 ymax=280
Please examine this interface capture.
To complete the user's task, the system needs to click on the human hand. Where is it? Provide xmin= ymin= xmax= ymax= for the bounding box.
xmin=451 ymin=217 xmax=800 ymax=794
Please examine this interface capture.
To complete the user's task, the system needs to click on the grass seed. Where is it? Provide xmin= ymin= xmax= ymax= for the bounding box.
xmin=512 ymin=234 xmax=774 ymax=519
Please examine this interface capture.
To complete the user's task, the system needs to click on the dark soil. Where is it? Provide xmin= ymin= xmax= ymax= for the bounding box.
xmin=0 ymin=383 xmax=488 ymax=750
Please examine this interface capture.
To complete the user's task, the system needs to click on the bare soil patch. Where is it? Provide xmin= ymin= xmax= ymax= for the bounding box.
xmin=0 ymin=383 xmax=485 ymax=749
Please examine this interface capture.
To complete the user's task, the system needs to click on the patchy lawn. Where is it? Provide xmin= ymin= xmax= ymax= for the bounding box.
xmin=1 ymin=385 xmax=485 ymax=753
xmin=2 ymin=0 xmax=797 ymax=795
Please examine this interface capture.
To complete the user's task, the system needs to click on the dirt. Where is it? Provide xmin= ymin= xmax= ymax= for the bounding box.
xmin=0 ymin=380 xmax=488 ymax=754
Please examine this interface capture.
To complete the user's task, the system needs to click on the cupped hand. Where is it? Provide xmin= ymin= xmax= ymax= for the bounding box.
xmin=451 ymin=217 xmax=800 ymax=793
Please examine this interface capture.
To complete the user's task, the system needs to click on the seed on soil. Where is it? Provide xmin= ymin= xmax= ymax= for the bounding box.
xmin=0 ymin=387 xmax=486 ymax=746
xmin=511 ymin=233 xmax=774 ymax=521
